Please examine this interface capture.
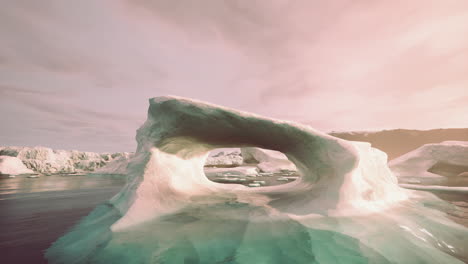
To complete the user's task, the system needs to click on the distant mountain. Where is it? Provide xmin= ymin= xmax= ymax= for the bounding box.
xmin=331 ymin=128 xmax=468 ymax=160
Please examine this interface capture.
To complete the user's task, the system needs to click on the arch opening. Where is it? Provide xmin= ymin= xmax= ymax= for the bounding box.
xmin=204 ymin=147 xmax=300 ymax=187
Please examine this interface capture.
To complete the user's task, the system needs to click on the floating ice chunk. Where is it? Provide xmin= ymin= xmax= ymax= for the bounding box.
xmin=0 ymin=156 xmax=34 ymax=175
xmin=224 ymin=177 xmax=240 ymax=182
xmin=277 ymin=177 xmax=289 ymax=181
xmin=204 ymin=166 xmax=258 ymax=178
xmin=406 ymin=178 xmax=422 ymax=184
xmin=241 ymin=147 xmax=297 ymax=173
xmin=389 ymin=141 xmax=468 ymax=178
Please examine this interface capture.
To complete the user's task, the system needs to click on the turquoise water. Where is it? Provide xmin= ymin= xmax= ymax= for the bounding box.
xmin=46 ymin=191 xmax=468 ymax=263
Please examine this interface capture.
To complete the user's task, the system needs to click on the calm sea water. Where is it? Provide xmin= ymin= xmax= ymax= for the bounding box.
xmin=0 ymin=173 xmax=467 ymax=263
xmin=0 ymin=174 xmax=126 ymax=264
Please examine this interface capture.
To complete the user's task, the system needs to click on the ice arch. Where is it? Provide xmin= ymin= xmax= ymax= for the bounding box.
xmin=109 ymin=96 xmax=407 ymax=229
xmin=47 ymin=96 xmax=468 ymax=264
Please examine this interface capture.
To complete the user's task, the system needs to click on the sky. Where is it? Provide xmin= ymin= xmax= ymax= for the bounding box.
xmin=1 ymin=0 xmax=467 ymax=152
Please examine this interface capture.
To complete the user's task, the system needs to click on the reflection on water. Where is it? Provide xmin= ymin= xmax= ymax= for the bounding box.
xmin=0 ymin=173 xmax=127 ymax=264
xmin=0 ymin=174 xmax=127 ymax=196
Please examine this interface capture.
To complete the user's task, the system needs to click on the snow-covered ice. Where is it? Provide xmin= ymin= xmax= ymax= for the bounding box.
xmin=205 ymin=150 xmax=243 ymax=167
xmin=389 ymin=141 xmax=468 ymax=178
xmin=46 ymin=96 xmax=468 ymax=264
xmin=241 ymin=147 xmax=297 ymax=173
xmin=205 ymin=147 xmax=296 ymax=172
xmin=0 ymin=146 xmax=132 ymax=174
xmin=91 ymin=153 xmax=134 ymax=175
xmin=0 ymin=156 xmax=34 ymax=175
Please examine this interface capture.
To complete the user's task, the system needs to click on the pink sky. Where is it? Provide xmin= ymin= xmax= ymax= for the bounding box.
xmin=1 ymin=1 xmax=467 ymax=152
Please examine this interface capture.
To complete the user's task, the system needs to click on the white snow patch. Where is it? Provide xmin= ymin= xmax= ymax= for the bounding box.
xmin=389 ymin=141 xmax=468 ymax=178
xmin=91 ymin=153 xmax=134 ymax=175
xmin=0 ymin=146 xmax=132 ymax=174
xmin=241 ymin=147 xmax=297 ymax=173
xmin=205 ymin=149 xmax=243 ymax=167
xmin=0 ymin=156 xmax=34 ymax=175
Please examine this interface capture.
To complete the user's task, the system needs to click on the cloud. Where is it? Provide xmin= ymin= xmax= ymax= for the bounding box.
xmin=1 ymin=0 xmax=467 ymax=151
xmin=124 ymin=1 xmax=468 ymax=106
xmin=0 ymin=84 xmax=141 ymax=152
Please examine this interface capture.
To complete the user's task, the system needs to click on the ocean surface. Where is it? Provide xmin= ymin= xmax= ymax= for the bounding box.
xmin=0 ymin=174 xmax=467 ymax=263
xmin=0 ymin=174 xmax=126 ymax=264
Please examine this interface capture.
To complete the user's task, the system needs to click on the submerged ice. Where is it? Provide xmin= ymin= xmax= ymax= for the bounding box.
xmin=46 ymin=96 xmax=468 ymax=264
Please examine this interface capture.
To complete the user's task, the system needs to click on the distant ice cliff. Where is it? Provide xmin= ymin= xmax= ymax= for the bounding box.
xmin=0 ymin=146 xmax=132 ymax=174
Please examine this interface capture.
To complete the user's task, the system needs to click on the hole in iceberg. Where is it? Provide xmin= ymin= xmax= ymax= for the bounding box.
xmin=204 ymin=147 xmax=300 ymax=187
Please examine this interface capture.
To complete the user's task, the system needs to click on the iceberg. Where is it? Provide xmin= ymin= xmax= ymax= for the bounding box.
xmin=205 ymin=150 xmax=243 ymax=167
xmin=91 ymin=153 xmax=134 ymax=175
xmin=241 ymin=147 xmax=297 ymax=173
xmin=0 ymin=155 xmax=35 ymax=175
xmin=46 ymin=96 xmax=468 ymax=263
xmin=389 ymin=141 xmax=468 ymax=178
xmin=205 ymin=147 xmax=296 ymax=173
